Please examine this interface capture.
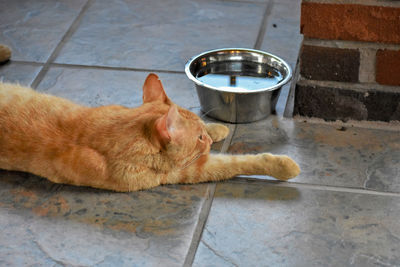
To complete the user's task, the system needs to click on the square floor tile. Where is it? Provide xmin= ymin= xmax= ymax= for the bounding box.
xmin=0 ymin=0 xmax=87 ymax=62
xmin=55 ymin=0 xmax=266 ymax=71
xmin=0 ymin=170 xmax=210 ymax=266
xmin=227 ymin=116 xmax=400 ymax=193
xmin=193 ymin=182 xmax=400 ymax=266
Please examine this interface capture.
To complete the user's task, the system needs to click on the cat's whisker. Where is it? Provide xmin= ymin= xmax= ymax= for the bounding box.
xmin=180 ymin=153 xmax=202 ymax=170
xmin=200 ymin=107 xmax=222 ymax=119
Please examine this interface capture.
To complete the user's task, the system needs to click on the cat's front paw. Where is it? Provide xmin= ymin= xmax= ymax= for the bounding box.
xmin=262 ymin=153 xmax=300 ymax=180
xmin=0 ymin=44 xmax=12 ymax=63
xmin=205 ymin=123 xmax=229 ymax=142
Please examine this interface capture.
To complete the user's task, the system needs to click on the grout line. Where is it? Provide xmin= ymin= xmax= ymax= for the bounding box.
xmin=220 ymin=124 xmax=237 ymax=153
xmin=303 ymin=37 xmax=400 ymax=50
xmin=6 ymin=60 xmax=45 ymax=67
xmin=49 ymin=62 xmax=185 ymax=74
xmin=293 ymin=115 xmax=400 ymax=131
xmin=30 ymin=0 xmax=94 ymax=89
xmin=302 ymin=0 xmax=400 ymax=8
xmin=183 ymin=183 xmax=216 ymax=267
xmin=183 ymin=124 xmax=236 ymax=266
xmin=10 ymin=60 xmax=186 ymax=75
xmin=296 ymin=77 xmax=400 ymax=94
xmin=253 ymin=0 xmax=274 ymax=50
xmin=228 ymin=177 xmax=400 ymax=197
xmin=358 ymin=48 xmax=376 ymax=84
xmin=283 ymin=56 xmax=300 ymax=118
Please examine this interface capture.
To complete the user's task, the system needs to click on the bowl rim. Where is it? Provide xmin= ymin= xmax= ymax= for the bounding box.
xmin=185 ymin=48 xmax=292 ymax=94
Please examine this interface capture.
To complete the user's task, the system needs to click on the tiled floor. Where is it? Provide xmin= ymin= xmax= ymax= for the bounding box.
xmin=1 ymin=0 xmax=399 ymax=266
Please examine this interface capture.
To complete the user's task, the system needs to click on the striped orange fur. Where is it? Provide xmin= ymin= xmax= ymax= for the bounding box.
xmin=0 ymin=74 xmax=300 ymax=191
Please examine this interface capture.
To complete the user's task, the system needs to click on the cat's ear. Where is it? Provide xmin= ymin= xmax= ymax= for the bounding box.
xmin=155 ymin=105 xmax=185 ymax=145
xmin=142 ymin=73 xmax=170 ymax=103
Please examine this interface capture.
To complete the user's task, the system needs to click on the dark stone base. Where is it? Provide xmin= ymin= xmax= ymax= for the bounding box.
xmin=294 ymin=83 xmax=400 ymax=122
xmin=300 ymin=45 xmax=360 ymax=83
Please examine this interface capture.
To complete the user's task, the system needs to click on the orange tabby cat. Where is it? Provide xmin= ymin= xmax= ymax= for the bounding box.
xmin=0 ymin=73 xmax=300 ymax=191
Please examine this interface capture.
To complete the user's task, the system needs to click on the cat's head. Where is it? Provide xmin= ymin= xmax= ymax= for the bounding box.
xmin=142 ymin=73 xmax=213 ymax=164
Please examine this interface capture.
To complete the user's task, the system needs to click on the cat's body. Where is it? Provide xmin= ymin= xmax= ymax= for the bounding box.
xmin=0 ymin=74 xmax=300 ymax=191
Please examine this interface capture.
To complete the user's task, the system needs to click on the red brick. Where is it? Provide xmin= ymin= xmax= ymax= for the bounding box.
xmin=376 ymin=49 xmax=400 ymax=86
xmin=301 ymin=3 xmax=400 ymax=44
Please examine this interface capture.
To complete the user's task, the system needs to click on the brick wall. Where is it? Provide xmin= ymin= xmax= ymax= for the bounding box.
xmin=293 ymin=0 xmax=400 ymax=122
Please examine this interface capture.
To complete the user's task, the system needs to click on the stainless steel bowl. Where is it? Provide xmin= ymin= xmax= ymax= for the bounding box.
xmin=185 ymin=48 xmax=292 ymax=123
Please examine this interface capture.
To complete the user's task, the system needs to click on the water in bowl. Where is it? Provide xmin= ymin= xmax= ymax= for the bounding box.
xmin=196 ymin=63 xmax=283 ymax=92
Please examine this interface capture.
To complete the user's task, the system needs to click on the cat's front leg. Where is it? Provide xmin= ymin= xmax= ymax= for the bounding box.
xmin=38 ymin=144 xmax=111 ymax=189
xmin=167 ymin=153 xmax=300 ymax=185
xmin=205 ymin=123 xmax=229 ymax=142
